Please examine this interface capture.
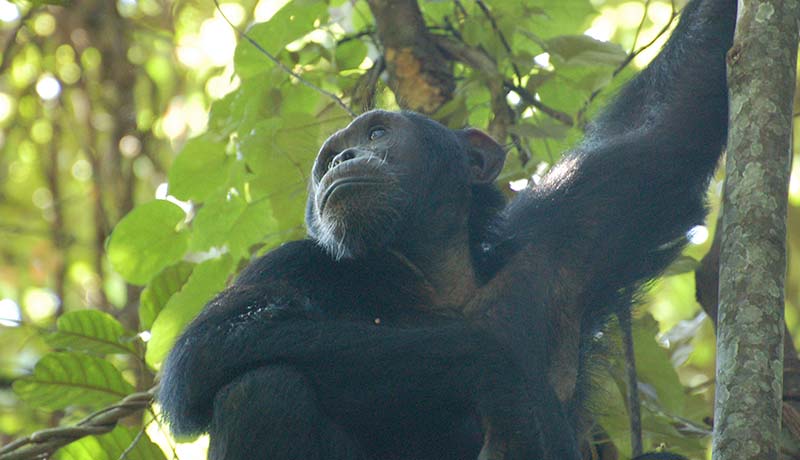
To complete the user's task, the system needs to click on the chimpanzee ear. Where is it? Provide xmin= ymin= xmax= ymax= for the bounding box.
xmin=458 ymin=128 xmax=508 ymax=184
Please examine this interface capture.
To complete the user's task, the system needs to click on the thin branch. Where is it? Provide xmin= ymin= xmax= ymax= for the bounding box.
xmin=212 ymin=0 xmax=356 ymax=118
xmin=617 ymin=310 xmax=643 ymax=457
xmin=505 ymin=81 xmax=574 ymax=126
xmin=613 ymin=0 xmax=677 ymax=79
xmin=576 ymin=0 xmax=678 ymax=127
xmin=508 ymin=133 xmax=531 ymax=165
xmin=0 ymin=388 xmax=156 ymax=460
xmin=629 ymin=0 xmax=652 ymax=55
xmin=352 ymin=56 xmax=385 ymax=113
xmin=337 ymin=28 xmax=375 ymax=45
xmin=433 ymin=35 xmax=573 ymax=127
xmin=474 ymin=0 xmax=523 ymax=83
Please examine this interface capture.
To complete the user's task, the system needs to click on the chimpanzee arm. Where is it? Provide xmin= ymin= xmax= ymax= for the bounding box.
xmin=465 ymin=1 xmax=735 ymax=451
xmin=586 ymin=0 xmax=734 ymax=143
xmin=491 ymin=0 xmax=735 ymax=315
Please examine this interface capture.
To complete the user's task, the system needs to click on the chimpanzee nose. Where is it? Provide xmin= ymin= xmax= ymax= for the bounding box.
xmin=330 ymin=148 xmax=357 ymax=168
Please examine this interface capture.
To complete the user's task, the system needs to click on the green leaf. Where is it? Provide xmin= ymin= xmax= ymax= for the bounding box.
xmin=546 ymin=35 xmax=627 ymax=67
xmin=168 ymin=134 xmax=232 ymax=202
xmin=234 ymin=0 xmax=329 ymax=78
xmin=506 ymin=0 xmax=595 ymax=40
xmin=537 ymin=65 xmax=610 ymax=115
xmin=190 ymin=193 xmax=277 ymax=260
xmin=45 ymin=310 xmax=136 ymax=355
xmin=508 ymin=121 xmax=569 ymax=139
xmin=139 ymin=261 xmax=195 ymax=331
xmin=279 ymin=82 xmax=324 ymax=115
xmin=238 ymin=112 xmax=320 ymax=234
xmin=664 ymin=255 xmax=701 ymax=276
xmin=633 ymin=315 xmax=685 ymax=414
xmin=145 ymin=255 xmax=235 ymax=368
xmin=207 ymin=74 xmax=275 ymax=137
xmin=107 ymin=201 xmax=189 ymax=286
xmin=462 ymin=19 xmax=492 ymax=47
xmin=13 ymin=352 xmax=134 ymax=410
xmin=55 ymin=425 xmax=166 ymax=460
xmin=335 ymin=41 xmax=367 ymax=70
xmin=591 ymin=369 xmax=632 ymax=457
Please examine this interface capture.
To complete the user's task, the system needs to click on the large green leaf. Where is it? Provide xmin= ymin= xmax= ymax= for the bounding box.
xmin=239 ymin=112 xmax=321 ymax=231
xmin=634 ymin=315 xmax=686 ymax=414
xmin=234 ymin=0 xmax=329 ymax=78
xmin=168 ymin=134 xmax=232 ymax=202
xmin=145 ymin=255 xmax=235 ymax=367
xmin=139 ymin=261 xmax=195 ymax=331
xmin=508 ymin=0 xmax=596 ymax=40
xmin=45 ymin=310 xmax=136 ymax=355
xmin=13 ymin=352 xmax=134 ymax=410
xmin=55 ymin=425 xmax=166 ymax=460
xmin=334 ymin=40 xmax=367 ymax=70
xmin=190 ymin=193 xmax=277 ymax=260
xmin=207 ymin=73 xmax=275 ymax=138
xmin=546 ymin=35 xmax=627 ymax=67
xmin=107 ymin=201 xmax=189 ymax=286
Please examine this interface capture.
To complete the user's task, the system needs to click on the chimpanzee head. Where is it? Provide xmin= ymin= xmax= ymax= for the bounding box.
xmin=305 ymin=110 xmax=506 ymax=260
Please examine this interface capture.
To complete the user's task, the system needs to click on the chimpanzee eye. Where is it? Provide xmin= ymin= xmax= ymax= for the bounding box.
xmin=368 ymin=127 xmax=386 ymax=141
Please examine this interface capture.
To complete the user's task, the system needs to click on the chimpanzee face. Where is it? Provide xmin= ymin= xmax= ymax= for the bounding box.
xmin=306 ymin=110 xmax=505 ymax=260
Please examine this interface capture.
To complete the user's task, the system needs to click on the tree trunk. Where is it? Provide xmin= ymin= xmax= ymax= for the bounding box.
xmin=712 ymin=1 xmax=798 ymax=459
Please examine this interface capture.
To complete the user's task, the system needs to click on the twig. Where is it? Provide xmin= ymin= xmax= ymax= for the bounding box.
xmin=212 ymin=0 xmax=356 ymax=118
xmin=433 ymin=35 xmax=573 ymax=127
xmin=475 ymin=0 xmax=522 ymax=83
xmin=629 ymin=0 xmax=652 ymax=55
xmin=0 ymin=388 xmax=156 ymax=460
xmin=504 ymin=81 xmax=574 ymax=126
xmin=617 ymin=310 xmax=643 ymax=457
xmin=352 ymin=56 xmax=385 ymax=112
xmin=576 ymin=0 xmax=678 ymax=127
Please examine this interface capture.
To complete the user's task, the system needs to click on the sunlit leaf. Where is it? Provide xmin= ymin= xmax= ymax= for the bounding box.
xmin=663 ymin=255 xmax=701 ymax=276
xmin=107 ymin=201 xmax=189 ymax=285
xmin=169 ymin=134 xmax=232 ymax=202
xmin=13 ymin=352 xmax=134 ymax=410
xmin=45 ymin=310 xmax=136 ymax=355
xmin=234 ymin=0 xmax=329 ymax=78
xmin=280 ymin=82 xmax=324 ymax=115
xmin=190 ymin=193 xmax=277 ymax=260
xmin=55 ymin=425 xmax=166 ymax=460
xmin=634 ymin=315 xmax=685 ymax=414
xmin=463 ymin=19 xmax=492 ymax=47
xmin=547 ymin=35 xmax=627 ymax=67
xmin=145 ymin=255 xmax=235 ymax=367
xmin=139 ymin=261 xmax=195 ymax=331
xmin=506 ymin=0 xmax=595 ymax=40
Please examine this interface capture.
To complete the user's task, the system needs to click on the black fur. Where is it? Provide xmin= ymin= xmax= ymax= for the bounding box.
xmin=158 ymin=0 xmax=735 ymax=458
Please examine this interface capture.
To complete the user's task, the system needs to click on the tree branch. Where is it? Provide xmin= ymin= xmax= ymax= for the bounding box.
xmin=712 ymin=0 xmax=798 ymax=457
xmin=366 ymin=0 xmax=455 ymax=114
xmin=0 ymin=389 xmax=155 ymax=460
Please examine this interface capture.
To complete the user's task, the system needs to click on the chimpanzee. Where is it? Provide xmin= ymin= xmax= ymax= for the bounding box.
xmin=158 ymin=0 xmax=736 ymax=458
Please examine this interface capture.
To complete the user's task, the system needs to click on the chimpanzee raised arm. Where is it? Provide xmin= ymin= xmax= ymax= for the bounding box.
xmin=468 ymin=0 xmax=735 ymax=417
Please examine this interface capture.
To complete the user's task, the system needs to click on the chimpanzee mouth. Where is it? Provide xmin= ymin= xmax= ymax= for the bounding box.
xmin=319 ymin=177 xmax=383 ymax=213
